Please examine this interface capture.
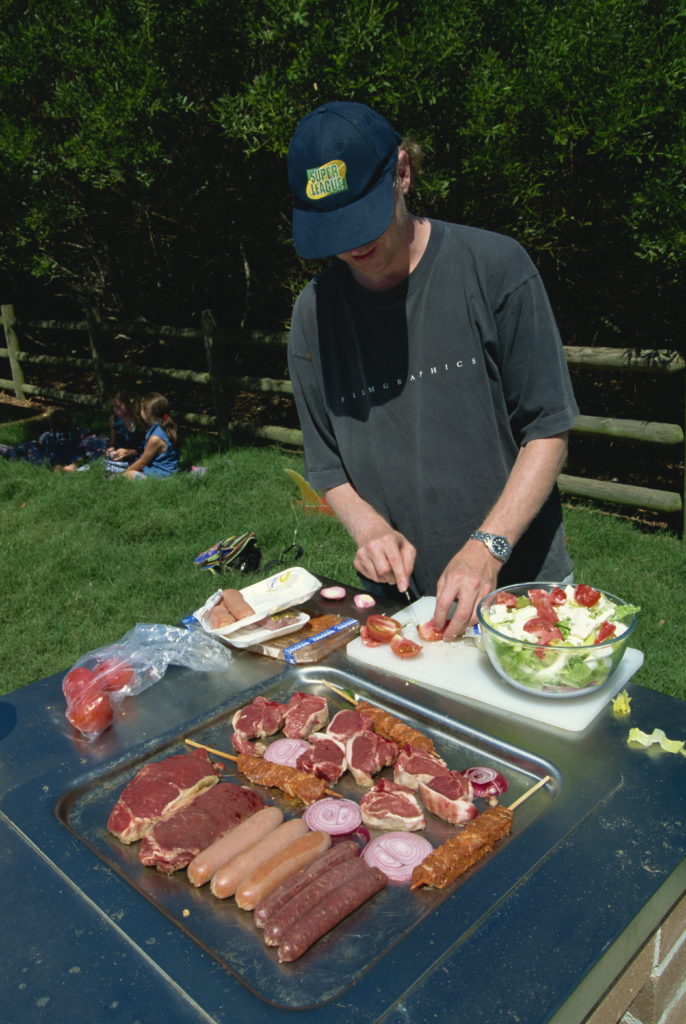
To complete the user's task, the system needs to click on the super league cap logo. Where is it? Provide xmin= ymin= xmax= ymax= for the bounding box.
xmin=306 ymin=159 xmax=348 ymax=201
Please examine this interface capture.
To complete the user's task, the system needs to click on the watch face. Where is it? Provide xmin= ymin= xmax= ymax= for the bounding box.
xmin=490 ymin=536 xmax=511 ymax=560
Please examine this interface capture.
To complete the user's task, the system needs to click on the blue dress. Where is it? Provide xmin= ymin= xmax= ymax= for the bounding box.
xmin=141 ymin=423 xmax=179 ymax=477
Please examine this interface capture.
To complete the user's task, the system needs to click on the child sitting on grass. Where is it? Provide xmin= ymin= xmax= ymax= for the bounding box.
xmin=104 ymin=391 xmax=144 ymax=471
xmin=122 ymin=392 xmax=180 ymax=479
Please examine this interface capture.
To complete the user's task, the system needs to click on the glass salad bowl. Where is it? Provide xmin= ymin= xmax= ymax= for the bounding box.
xmin=476 ymin=582 xmax=639 ymax=698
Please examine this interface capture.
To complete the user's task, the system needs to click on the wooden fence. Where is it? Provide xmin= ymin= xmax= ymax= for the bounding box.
xmin=2 ymin=303 xmax=684 ymax=527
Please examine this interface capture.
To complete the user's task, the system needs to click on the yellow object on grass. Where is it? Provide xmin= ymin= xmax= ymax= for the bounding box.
xmin=611 ymin=690 xmax=632 ymax=717
xmin=628 ymin=727 xmax=685 ymax=755
xmin=284 ymin=469 xmax=334 ymax=515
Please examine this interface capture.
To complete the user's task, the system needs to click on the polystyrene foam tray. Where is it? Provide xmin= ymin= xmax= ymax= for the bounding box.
xmin=193 ymin=566 xmax=321 ymax=639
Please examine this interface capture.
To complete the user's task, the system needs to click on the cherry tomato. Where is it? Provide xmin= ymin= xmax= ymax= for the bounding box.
xmin=66 ymin=691 xmax=114 ymax=736
xmin=494 ymin=590 xmax=518 ymax=607
xmin=527 ymin=588 xmax=559 ymax=626
xmin=550 ymin=587 xmax=567 ymax=605
xmin=594 ymin=621 xmax=616 ymax=644
xmin=574 ymin=584 xmax=601 ymax=607
xmin=360 ymin=625 xmax=382 ymax=648
xmin=94 ymin=658 xmax=135 ymax=692
xmin=390 ymin=633 xmax=422 ymax=658
xmin=365 ymin=614 xmax=402 ymax=644
xmin=62 ymin=667 xmax=98 ymax=704
xmin=417 ymin=621 xmax=446 ymax=642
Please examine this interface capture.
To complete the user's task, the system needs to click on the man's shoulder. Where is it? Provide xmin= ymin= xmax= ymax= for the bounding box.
xmin=438 ymin=220 xmax=528 ymax=260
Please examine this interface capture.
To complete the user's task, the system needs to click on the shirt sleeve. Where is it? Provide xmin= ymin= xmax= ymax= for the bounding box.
xmin=493 ymin=260 xmax=579 ymax=445
xmin=287 ymin=284 xmax=350 ymax=492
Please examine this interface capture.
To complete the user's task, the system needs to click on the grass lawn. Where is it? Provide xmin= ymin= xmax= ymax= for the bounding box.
xmin=1 ymin=420 xmax=684 ymax=704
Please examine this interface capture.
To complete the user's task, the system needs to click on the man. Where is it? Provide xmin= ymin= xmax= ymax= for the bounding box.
xmin=286 ymin=101 xmax=578 ymax=640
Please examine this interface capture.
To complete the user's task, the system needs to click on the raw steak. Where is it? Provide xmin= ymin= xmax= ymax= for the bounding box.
xmin=360 ymin=778 xmax=425 ymax=832
xmin=282 ymin=692 xmax=329 ymax=739
xmin=393 ymin=743 xmax=449 ymax=790
xmin=231 ymin=731 xmax=267 ymax=756
xmin=345 ymin=731 xmax=397 ymax=787
xmin=326 ymin=709 xmax=373 ymax=744
xmin=232 ymin=695 xmax=285 ymax=739
xmin=107 ymin=749 xmax=221 ymax=844
xmin=296 ymin=734 xmax=347 ymax=783
xmin=418 ymin=772 xmax=477 ymax=825
xmin=139 ymin=782 xmax=264 ymax=875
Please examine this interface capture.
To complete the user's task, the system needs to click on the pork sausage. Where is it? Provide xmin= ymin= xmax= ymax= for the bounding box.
xmin=210 ymin=817 xmax=308 ymax=900
xmin=219 ymin=589 xmax=254 ymax=620
xmin=234 ymin=829 xmax=331 ymax=911
xmin=278 ymin=863 xmax=387 ymax=963
xmin=187 ymin=805 xmax=284 ymax=887
xmin=263 ymin=854 xmax=370 ymax=946
xmin=253 ymin=840 xmax=360 ymax=929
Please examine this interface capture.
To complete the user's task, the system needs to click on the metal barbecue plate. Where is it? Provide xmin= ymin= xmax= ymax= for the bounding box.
xmin=1 ymin=664 xmax=620 ymax=1011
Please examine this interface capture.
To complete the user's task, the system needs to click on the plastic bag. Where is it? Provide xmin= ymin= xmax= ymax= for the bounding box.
xmin=62 ymin=623 xmax=233 ymax=741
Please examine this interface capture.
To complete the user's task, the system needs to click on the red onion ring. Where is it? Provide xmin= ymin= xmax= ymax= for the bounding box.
xmin=303 ymin=797 xmax=361 ymax=834
xmin=263 ymin=738 xmax=311 ymax=768
xmin=461 ymin=766 xmax=509 ymax=802
xmin=362 ymin=832 xmax=433 ymax=883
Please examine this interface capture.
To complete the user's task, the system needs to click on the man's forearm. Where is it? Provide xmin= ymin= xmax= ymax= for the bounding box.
xmin=324 ymin=483 xmax=390 ymax=543
xmin=477 ymin=433 xmax=569 ymax=546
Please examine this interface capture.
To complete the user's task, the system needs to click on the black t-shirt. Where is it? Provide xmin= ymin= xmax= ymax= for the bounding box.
xmin=288 ymin=220 xmax=579 ymax=593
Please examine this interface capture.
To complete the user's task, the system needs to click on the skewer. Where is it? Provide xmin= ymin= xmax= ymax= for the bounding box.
xmin=508 ymin=774 xmax=552 ymax=810
xmin=321 ymin=680 xmax=356 ymax=704
xmin=320 ymin=679 xmax=436 ymax=753
xmin=184 ymin=738 xmax=343 ymax=798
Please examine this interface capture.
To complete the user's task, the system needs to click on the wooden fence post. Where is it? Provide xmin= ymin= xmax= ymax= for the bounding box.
xmin=201 ymin=309 xmax=231 ymax=441
xmin=86 ymin=307 xmax=111 ymax=407
xmin=1 ymin=304 xmax=26 ymax=400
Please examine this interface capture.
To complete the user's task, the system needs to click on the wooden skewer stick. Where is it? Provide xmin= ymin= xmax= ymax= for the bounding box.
xmin=508 ymin=774 xmax=552 ymax=810
xmin=183 ymin=738 xmax=343 ymax=798
xmin=321 ymin=680 xmax=358 ymax=705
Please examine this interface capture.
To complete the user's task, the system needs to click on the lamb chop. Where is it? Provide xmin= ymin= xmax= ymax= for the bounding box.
xmin=418 ymin=772 xmax=477 ymax=826
xmin=360 ymin=778 xmax=426 ymax=832
xmin=345 ymin=731 xmax=397 ymax=787
xmin=231 ymin=695 xmax=286 ymax=755
xmin=108 ymin=749 xmax=221 ymax=844
xmin=325 ymin=708 xmax=373 ymax=744
xmin=296 ymin=734 xmax=347 ymax=784
xmin=393 ymin=743 xmax=449 ymax=790
xmin=282 ymin=692 xmax=329 ymax=739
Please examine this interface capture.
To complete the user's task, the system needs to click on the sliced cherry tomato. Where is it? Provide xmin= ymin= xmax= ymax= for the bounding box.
xmin=523 ymin=617 xmax=563 ymax=645
xmin=574 ymin=584 xmax=601 ymax=607
xmin=550 ymin=587 xmax=567 ymax=605
xmin=494 ymin=590 xmax=518 ymax=607
xmin=594 ymin=621 xmax=617 ymax=644
xmin=390 ymin=633 xmax=422 ymax=659
xmin=417 ymin=621 xmax=446 ymax=642
xmin=66 ymin=691 xmax=114 ymax=736
xmin=527 ymin=588 xmax=559 ymax=626
xmin=94 ymin=658 xmax=135 ymax=692
xmin=360 ymin=625 xmax=382 ymax=648
xmin=365 ymin=614 xmax=402 ymax=644
xmin=62 ymin=666 xmax=98 ymax=705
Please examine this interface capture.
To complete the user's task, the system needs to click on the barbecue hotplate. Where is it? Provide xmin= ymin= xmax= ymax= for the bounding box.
xmin=1 ymin=664 xmax=621 ymax=1014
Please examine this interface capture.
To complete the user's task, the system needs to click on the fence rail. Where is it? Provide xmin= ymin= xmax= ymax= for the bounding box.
xmin=1 ymin=304 xmax=684 ymax=527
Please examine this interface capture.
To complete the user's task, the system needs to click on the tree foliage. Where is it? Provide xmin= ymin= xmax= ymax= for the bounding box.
xmin=0 ymin=0 xmax=684 ymax=349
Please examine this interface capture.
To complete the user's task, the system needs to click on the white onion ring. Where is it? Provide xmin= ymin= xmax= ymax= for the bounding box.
xmin=263 ymin=737 xmax=311 ymax=768
xmin=362 ymin=831 xmax=433 ymax=883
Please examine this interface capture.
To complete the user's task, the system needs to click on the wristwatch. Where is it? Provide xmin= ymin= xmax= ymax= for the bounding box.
xmin=469 ymin=531 xmax=512 ymax=563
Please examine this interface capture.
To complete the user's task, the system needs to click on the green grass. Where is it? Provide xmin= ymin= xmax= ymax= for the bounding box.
xmin=0 ymin=426 xmax=684 ymax=702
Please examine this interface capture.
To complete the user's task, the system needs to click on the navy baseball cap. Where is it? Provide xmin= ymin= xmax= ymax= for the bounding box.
xmin=288 ymin=101 xmax=401 ymax=259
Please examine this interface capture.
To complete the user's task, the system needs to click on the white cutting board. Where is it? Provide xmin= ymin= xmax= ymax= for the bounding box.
xmin=347 ymin=597 xmax=644 ymax=733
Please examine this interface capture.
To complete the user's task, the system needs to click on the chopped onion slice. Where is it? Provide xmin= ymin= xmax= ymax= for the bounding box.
xmin=354 ymin=593 xmax=376 ymax=609
xmin=461 ymin=766 xmax=509 ymax=804
xmin=362 ymin=831 xmax=433 ymax=883
xmin=320 ymin=585 xmax=347 ymax=600
xmin=303 ymin=797 xmax=361 ymax=835
xmin=263 ymin=737 xmax=311 ymax=768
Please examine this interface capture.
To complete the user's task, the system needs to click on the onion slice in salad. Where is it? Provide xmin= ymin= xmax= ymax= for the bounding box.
xmin=263 ymin=737 xmax=311 ymax=768
xmin=362 ymin=831 xmax=433 ymax=883
xmin=461 ymin=766 xmax=509 ymax=804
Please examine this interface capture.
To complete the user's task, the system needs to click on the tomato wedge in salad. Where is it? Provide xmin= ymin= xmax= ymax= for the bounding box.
xmin=390 ymin=633 xmax=422 ymax=658
xmin=574 ymin=583 xmax=601 ymax=607
xmin=364 ymin=614 xmax=402 ymax=644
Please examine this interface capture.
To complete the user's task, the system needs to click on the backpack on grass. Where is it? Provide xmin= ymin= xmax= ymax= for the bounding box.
xmin=193 ymin=531 xmax=262 ymax=575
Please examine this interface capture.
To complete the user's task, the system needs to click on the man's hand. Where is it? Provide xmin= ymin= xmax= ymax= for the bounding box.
xmin=432 ymin=540 xmax=502 ymax=640
xmin=353 ymin=525 xmax=416 ymax=594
